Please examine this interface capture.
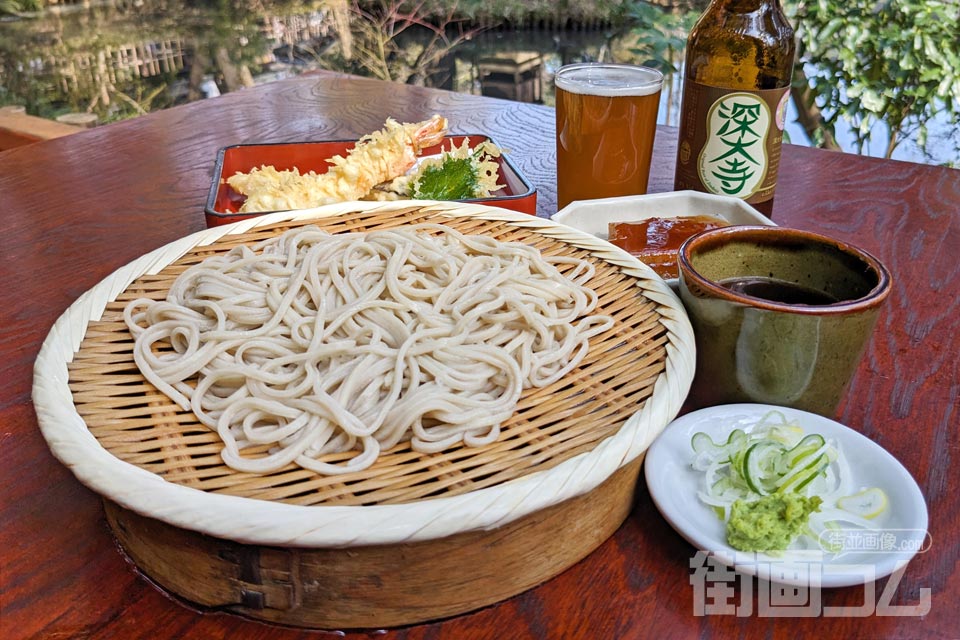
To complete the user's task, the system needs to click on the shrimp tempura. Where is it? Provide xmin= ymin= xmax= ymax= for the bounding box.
xmin=228 ymin=115 xmax=448 ymax=213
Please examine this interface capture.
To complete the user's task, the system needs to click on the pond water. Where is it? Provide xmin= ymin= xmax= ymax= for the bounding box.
xmin=1 ymin=0 xmax=956 ymax=165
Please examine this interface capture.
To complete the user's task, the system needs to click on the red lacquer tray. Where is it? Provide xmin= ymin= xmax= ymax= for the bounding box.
xmin=205 ymin=134 xmax=538 ymax=227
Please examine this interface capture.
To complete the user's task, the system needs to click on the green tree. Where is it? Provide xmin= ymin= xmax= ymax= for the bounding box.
xmin=0 ymin=0 xmax=42 ymax=17
xmin=623 ymin=1 xmax=696 ymax=74
xmin=322 ymin=0 xmax=482 ymax=86
xmin=788 ymin=0 xmax=960 ymax=161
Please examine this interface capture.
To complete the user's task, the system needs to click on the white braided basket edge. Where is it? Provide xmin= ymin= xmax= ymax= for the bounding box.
xmin=32 ymin=200 xmax=695 ymax=547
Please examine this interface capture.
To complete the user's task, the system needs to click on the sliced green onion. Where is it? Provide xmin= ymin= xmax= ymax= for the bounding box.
xmin=742 ymin=441 xmax=786 ymax=495
xmin=689 ymin=415 xmax=889 ymax=554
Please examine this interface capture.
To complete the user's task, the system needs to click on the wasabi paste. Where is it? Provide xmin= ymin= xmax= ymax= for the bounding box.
xmin=726 ymin=493 xmax=822 ymax=552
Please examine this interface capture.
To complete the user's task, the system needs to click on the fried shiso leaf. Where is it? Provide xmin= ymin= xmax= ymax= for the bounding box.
xmin=413 ymin=156 xmax=480 ymax=200
xmin=408 ymin=139 xmax=504 ymax=201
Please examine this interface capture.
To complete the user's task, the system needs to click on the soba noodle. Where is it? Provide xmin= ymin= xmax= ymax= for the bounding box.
xmin=124 ymin=224 xmax=614 ymax=474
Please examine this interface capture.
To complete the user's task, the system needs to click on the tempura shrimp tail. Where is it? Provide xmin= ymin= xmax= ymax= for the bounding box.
xmin=228 ymin=114 xmax=449 ymax=213
xmin=323 ymin=114 xmax=448 ymax=201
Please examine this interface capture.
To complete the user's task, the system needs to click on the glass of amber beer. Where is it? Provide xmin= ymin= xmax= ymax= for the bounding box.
xmin=554 ymin=63 xmax=664 ymax=210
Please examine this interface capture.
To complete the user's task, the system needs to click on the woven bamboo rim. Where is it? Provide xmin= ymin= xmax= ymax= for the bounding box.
xmin=33 ymin=201 xmax=695 ymax=547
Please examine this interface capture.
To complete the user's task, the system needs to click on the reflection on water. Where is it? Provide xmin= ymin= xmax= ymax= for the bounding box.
xmin=0 ymin=0 xmax=629 ymax=124
xmin=0 ymin=0 xmax=340 ymax=122
xmin=1 ymin=0 xmax=955 ymax=164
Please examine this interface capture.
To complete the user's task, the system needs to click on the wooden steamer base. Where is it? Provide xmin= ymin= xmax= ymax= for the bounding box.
xmin=34 ymin=203 xmax=695 ymax=630
xmin=105 ymin=457 xmax=642 ymax=628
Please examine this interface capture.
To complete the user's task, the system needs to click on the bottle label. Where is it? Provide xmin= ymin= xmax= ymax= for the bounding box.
xmin=675 ymin=83 xmax=790 ymax=204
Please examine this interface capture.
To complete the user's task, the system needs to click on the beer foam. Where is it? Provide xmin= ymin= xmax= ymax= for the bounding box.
xmin=554 ymin=64 xmax=663 ymax=97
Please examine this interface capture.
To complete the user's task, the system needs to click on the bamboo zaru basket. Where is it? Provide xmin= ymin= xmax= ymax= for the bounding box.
xmin=33 ymin=201 xmax=696 ymax=629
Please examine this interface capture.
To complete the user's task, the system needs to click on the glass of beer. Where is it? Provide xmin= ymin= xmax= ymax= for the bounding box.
xmin=554 ymin=63 xmax=664 ymax=210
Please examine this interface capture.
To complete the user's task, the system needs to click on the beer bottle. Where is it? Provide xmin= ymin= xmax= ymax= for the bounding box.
xmin=673 ymin=0 xmax=796 ymax=216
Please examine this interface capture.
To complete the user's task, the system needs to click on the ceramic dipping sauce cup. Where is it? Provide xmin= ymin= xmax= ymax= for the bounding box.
xmin=677 ymin=226 xmax=892 ymax=416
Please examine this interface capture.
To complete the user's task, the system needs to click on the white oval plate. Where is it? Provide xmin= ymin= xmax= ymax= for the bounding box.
xmin=644 ymin=403 xmax=929 ymax=588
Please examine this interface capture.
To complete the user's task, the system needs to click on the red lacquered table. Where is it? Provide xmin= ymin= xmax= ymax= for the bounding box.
xmin=1 ymin=71 xmax=957 ymax=639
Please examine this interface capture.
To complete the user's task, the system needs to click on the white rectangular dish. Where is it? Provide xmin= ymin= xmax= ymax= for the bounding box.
xmin=550 ymin=191 xmax=776 ymax=288
xmin=550 ymin=190 xmax=775 ymax=239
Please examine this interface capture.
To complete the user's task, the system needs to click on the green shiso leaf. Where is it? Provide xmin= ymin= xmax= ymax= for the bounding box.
xmin=413 ymin=156 xmax=481 ymax=201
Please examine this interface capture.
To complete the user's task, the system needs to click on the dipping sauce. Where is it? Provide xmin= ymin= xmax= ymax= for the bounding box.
xmin=608 ymin=215 xmax=729 ymax=278
xmin=719 ymin=276 xmax=840 ymax=305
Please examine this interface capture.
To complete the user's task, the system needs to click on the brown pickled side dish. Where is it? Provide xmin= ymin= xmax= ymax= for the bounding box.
xmin=608 ymin=215 xmax=730 ymax=278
